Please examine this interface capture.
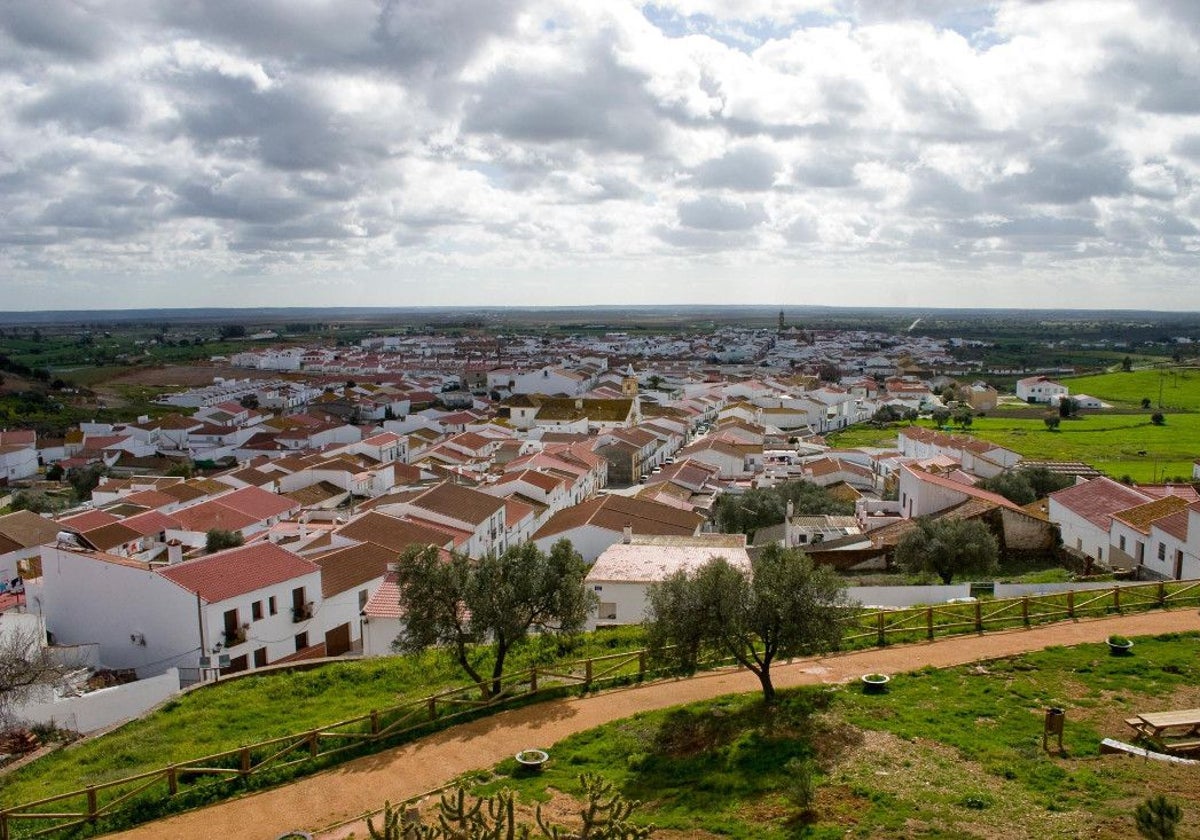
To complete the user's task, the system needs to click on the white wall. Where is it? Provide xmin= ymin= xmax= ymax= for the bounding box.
xmin=362 ymin=616 xmax=401 ymax=657
xmin=16 ymin=669 xmax=181 ymax=733
xmin=40 ymin=546 xmax=201 ymax=678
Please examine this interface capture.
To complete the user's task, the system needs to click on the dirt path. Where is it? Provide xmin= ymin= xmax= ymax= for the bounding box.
xmin=107 ymin=610 xmax=1199 ymax=840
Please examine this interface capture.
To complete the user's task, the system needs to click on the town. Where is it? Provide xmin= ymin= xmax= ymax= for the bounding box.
xmin=0 ymin=309 xmax=1198 ymax=838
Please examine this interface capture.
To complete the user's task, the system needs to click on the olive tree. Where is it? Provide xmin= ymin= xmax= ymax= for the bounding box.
xmin=646 ymin=545 xmax=854 ymax=704
xmin=893 ymin=517 xmax=999 ymax=585
xmin=393 ymin=540 xmax=594 ymax=698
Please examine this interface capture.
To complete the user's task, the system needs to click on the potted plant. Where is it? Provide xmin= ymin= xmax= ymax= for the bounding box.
xmin=861 ymin=673 xmax=890 ymax=694
xmin=1107 ymin=634 xmax=1134 ymax=656
xmin=514 ymin=748 xmax=549 ymax=771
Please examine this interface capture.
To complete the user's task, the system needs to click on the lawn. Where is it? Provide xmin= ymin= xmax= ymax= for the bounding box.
xmin=828 ymin=414 xmax=1197 ymax=483
xmin=463 ymin=632 xmax=1200 ymax=840
xmin=0 ymin=628 xmax=647 ymax=810
xmin=1063 ymin=366 xmax=1200 ymax=411
xmin=961 ymin=414 xmax=1199 ymax=483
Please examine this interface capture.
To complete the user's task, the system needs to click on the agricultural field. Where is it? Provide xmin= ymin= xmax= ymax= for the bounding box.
xmin=472 ymin=632 xmax=1200 ymax=840
xmin=1063 ymin=366 xmax=1200 ymax=411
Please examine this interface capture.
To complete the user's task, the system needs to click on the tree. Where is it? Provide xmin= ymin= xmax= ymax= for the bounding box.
xmin=978 ymin=472 xmax=1036 ymax=506
xmin=893 ymin=517 xmax=1000 ymax=585
xmin=9 ymin=491 xmax=61 ymax=514
xmin=646 ymin=545 xmax=853 ymax=704
xmin=1043 ymin=416 xmax=1061 ymax=431
xmin=219 ymin=324 xmax=246 ymax=339
xmin=205 ymin=529 xmax=244 ymax=554
xmin=238 ymin=394 xmax=259 ymax=410
xmin=1058 ymin=397 xmax=1077 ymax=418
xmin=931 ymin=407 xmax=951 ymax=427
xmin=1151 ymin=412 xmax=1166 ymax=426
xmin=393 ymin=540 xmax=594 ymax=698
xmin=712 ymin=481 xmax=853 ymax=538
xmin=66 ymin=464 xmax=107 ymax=503
xmin=0 ymin=622 xmax=74 ymax=726
xmin=1135 ymin=795 xmax=1182 ymax=840
xmin=1122 ymin=356 xmax=1133 ymax=372
xmin=1141 ymin=397 xmax=1152 ymax=409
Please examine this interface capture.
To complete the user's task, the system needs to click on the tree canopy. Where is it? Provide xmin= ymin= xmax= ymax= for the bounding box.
xmin=646 ymin=545 xmax=853 ymax=703
xmin=713 ymin=480 xmax=854 ymax=538
xmin=205 ymin=529 xmax=244 ymax=554
xmin=392 ymin=540 xmax=594 ymax=698
xmin=893 ymin=517 xmax=1000 ymax=585
xmin=978 ymin=466 xmax=1074 ymax=506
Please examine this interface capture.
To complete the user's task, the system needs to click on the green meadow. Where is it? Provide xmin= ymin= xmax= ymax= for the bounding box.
xmin=1063 ymin=366 xmax=1200 ymax=411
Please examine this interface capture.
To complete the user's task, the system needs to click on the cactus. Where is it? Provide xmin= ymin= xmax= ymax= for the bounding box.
xmin=367 ymin=800 xmax=434 ymax=840
xmin=536 ymin=774 xmax=654 ymax=840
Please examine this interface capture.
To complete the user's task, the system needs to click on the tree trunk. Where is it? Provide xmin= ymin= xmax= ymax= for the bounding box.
xmin=758 ymin=668 xmax=776 ymax=705
xmin=490 ymin=642 xmax=509 ymax=700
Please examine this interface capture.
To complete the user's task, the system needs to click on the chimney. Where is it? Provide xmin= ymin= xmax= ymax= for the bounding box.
xmin=166 ymin=539 xmax=183 ymax=565
xmin=575 ymin=398 xmax=583 ymax=410
xmin=623 ymin=524 xmax=632 ymax=544
xmin=786 ymin=500 xmax=794 ymax=520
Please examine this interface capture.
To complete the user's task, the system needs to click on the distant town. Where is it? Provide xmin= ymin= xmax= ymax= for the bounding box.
xmin=0 ymin=307 xmax=1197 ymax=736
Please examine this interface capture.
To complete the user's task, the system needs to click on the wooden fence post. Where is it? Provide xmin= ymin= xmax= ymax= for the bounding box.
xmin=1157 ymin=582 xmax=1166 ymax=607
xmin=974 ymin=601 xmax=983 ymax=633
xmin=925 ymin=607 xmax=933 ymax=640
xmin=239 ymin=747 xmax=250 ymax=778
xmin=1066 ymin=590 xmax=1075 ymax=619
xmin=638 ymin=651 xmax=646 ymax=681
xmin=0 ymin=810 xmax=8 ymax=840
xmin=167 ymin=765 xmax=178 ymax=796
xmin=370 ymin=709 xmax=379 ymax=736
xmin=1113 ymin=586 xmax=1121 ymax=613
xmin=86 ymin=786 xmax=98 ymax=823
xmin=428 ymin=697 xmax=437 ymax=721
xmin=1022 ymin=597 xmax=1029 ymax=628
xmin=876 ymin=611 xmax=886 ymax=646
xmin=529 ymin=667 xmax=538 ymax=694
xmin=308 ymin=730 xmax=319 ymax=759
xmin=584 ymin=658 xmax=592 ymax=691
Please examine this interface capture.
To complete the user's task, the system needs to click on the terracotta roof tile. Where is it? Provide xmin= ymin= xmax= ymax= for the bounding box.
xmin=157 ymin=542 xmax=319 ymax=603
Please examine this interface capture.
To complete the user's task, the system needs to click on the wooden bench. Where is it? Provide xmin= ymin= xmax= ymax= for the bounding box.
xmin=1165 ymin=738 xmax=1200 ymax=754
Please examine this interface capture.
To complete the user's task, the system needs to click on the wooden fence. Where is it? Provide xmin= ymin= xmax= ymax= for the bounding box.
xmin=3 ymin=578 xmax=1198 ymax=840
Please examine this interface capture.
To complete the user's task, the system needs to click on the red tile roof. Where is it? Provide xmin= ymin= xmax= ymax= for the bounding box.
xmin=157 ymin=542 xmax=319 ymax=602
xmin=1049 ymin=477 xmax=1153 ymax=530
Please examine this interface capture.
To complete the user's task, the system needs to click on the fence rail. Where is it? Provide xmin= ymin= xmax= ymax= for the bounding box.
xmin=2 ymin=578 xmax=1198 ymax=840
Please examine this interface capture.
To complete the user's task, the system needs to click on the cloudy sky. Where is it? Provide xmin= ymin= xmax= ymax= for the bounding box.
xmin=2 ymin=0 xmax=1199 ymax=312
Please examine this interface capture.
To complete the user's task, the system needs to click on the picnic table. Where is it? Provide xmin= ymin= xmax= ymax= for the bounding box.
xmin=1125 ymin=708 xmax=1200 ymax=754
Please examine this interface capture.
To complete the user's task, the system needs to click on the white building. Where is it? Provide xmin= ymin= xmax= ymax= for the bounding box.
xmin=40 ymin=541 xmax=323 ymax=679
xmin=1016 ymin=376 xmax=1069 ymax=404
xmin=585 ymin=533 xmax=751 ymax=629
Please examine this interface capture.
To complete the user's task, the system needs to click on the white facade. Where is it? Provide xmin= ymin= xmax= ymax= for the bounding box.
xmin=1016 ymin=377 xmax=1068 ymax=404
xmin=0 ymin=445 xmax=38 ymax=482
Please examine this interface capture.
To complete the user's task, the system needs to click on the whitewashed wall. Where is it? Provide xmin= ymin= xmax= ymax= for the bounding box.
xmin=16 ymin=669 xmax=181 ymax=733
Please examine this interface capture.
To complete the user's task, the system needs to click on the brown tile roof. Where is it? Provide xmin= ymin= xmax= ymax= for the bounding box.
xmin=0 ymin=511 xmax=62 ymax=549
xmin=217 ymin=486 xmax=299 ymax=521
xmin=1111 ymin=495 xmax=1191 ymax=534
xmin=533 ymin=495 xmax=703 ymax=541
xmin=120 ymin=509 xmax=182 ymax=536
xmin=157 ymin=542 xmax=319 ymax=603
xmin=408 ymin=481 xmax=505 ymax=526
xmin=282 ymin=481 xmax=347 ymax=507
xmin=157 ymin=483 xmax=212 ymax=504
xmin=1152 ymin=507 xmax=1191 ymax=542
xmin=79 ymin=521 xmax=143 ymax=552
xmin=335 ymin=511 xmax=455 ymax=552
xmin=310 ymin=541 xmax=397 ymax=598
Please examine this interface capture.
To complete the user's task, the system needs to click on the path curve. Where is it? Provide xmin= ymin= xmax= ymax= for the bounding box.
xmin=107 ymin=610 xmax=1199 ymax=840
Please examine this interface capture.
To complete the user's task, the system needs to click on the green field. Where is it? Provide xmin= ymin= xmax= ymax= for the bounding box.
xmin=471 ymin=633 xmax=1200 ymax=840
xmin=1063 ymin=366 xmax=1200 ymax=411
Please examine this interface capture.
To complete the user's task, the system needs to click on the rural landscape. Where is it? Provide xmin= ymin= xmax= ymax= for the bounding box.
xmin=0 ymin=305 xmax=1197 ymax=839
xmin=4 ymin=0 xmax=1200 ymax=837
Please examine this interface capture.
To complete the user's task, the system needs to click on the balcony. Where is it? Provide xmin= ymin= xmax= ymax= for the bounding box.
xmin=223 ymin=626 xmax=247 ymax=646
xmin=292 ymin=602 xmax=314 ymax=623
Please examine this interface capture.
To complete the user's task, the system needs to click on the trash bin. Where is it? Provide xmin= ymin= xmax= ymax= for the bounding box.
xmin=1043 ymin=707 xmax=1065 ymax=752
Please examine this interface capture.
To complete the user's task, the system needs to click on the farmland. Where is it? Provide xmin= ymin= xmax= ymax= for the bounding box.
xmin=1063 ymin=366 xmax=1200 ymax=411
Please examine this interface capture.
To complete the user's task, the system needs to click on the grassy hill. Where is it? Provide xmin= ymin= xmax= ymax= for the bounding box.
xmin=472 ymin=632 xmax=1200 ymax=839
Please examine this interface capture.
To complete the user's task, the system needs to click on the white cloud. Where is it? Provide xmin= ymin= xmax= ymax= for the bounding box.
xmin=0 ymin=0 xmax=1198 ymax=309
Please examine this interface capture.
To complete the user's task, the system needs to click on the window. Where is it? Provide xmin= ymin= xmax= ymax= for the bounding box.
xmin=268 ymin=596 xmax=277 ymax=616
xmin=251 ymin=601 xmax=263 ymax=621
xmin=1118 ymin=536 xmax=1126 ymax=552
xmin=358 ymin=589 xmax=369 ymax=611
xmin=1158 ymin=543 xmax=1167 ymax=561
xmin=253 ymin=647 xmax=268 ymax=668
xmin=294 ymin=632 xmax=309 ymax=652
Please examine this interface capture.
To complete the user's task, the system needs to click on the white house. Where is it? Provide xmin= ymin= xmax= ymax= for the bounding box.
xmin=40 ymin=541 xmax=323 ymax=678
xmin=585 ymin=533 xmax=751 ymax=629
xmin=532 ymin=495 xmax=705 ymax=562
xmin=0 ymin=430 xmax=38 ymax=482
xmin=1047 ymin=478 xmax=1153 ymax=563
xmin=1016 ymin=376 xmax=1068 ymax=404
